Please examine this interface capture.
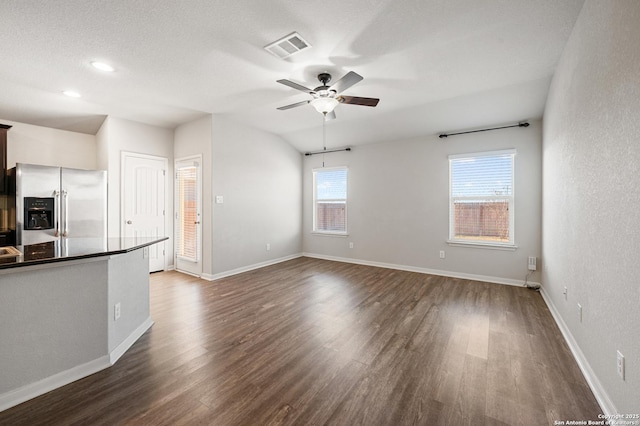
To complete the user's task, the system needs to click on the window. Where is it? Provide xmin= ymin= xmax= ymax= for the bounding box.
xmin=449 ymin=150 xmax=515 ymax=247
xmin=313 ymin=167 xmax=347 ymax=234
xmin=175 ymin=159 xmax=201 ymax=262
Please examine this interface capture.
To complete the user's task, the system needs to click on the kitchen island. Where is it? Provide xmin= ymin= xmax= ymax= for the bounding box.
xmin=0 ymin=236 xmax=168 ymax=412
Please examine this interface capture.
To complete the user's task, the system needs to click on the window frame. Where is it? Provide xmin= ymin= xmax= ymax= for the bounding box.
xmin=312 ymin=166 xmax=348 ymax=236
xmin=448 ymin=149 xmax=516 ymax=249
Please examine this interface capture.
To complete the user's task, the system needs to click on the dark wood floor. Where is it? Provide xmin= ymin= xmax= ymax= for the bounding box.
xmin=0 ymin=257 xmax=602 ymax=425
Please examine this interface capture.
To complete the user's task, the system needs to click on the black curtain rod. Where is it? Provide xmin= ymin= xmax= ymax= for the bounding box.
xmin=304 ymin=147 xmax=351 ymax=156
xmin=439 ymin=122 xmax=529 ymax=139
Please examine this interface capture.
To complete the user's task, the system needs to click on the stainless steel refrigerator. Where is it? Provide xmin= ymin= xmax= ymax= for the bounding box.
xmin=12 ymin=163 xmax=107 ymax=246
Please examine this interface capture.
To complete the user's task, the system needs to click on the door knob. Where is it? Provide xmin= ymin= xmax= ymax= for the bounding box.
xmin=126 ymin=220 xmax=132 ymax=224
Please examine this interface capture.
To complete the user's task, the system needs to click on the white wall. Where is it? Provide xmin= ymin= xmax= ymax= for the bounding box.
xmin=2 ymin=119 xmax=97 ymax=170
xmin=174 ymin=115 xmax=213 ymax=276
xmin=303 ymin=121 xmax=542 ymax=285
xmin=96 ymin=116 xmax=174 ymax=265
xmin=542 ymin=0 xmax=640 ymax=414
xmin=210 ymin=116 xmax=302 ymax=277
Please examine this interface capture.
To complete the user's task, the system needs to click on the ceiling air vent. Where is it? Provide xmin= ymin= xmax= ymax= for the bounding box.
xmin=264 ymin=32 xmax=311 ymax=59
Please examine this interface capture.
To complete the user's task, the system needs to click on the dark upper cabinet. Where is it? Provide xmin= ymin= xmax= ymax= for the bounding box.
xmin=0 ymin=124 xmax=10 ymax=194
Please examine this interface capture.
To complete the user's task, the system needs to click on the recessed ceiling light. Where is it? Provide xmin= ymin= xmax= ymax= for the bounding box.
xmin=63 ymin=90 xmax=81 ymax=98
xmin=90 ymin=61 xmax=115 ymax=72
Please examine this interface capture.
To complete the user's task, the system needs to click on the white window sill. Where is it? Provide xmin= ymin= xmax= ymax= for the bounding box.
xmin=447 ymin=240 xmax=518 ymax=251
xmin=312 ymin=232 xmax=349 ymax=238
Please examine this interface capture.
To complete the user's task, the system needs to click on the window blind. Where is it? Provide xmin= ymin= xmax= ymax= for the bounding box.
xmin=449 ymin=150 xmax=515 ymax=245
xmin=176 ymin=165 xmax=200 ymax=261
xmin=314 ymin=168 xmax=347 ymax=233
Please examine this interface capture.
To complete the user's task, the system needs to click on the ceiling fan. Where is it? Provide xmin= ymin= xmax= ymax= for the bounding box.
xmin=276 ymin=71 xmax=379 ymax=120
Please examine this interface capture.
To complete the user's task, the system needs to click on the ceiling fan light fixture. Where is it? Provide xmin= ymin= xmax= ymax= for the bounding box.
xmin=311 ymin=97 xmax=339 ymax=114
xmin=276 ymin=71 xmax=379 ymax=115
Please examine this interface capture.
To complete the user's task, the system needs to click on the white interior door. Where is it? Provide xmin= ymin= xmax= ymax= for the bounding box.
xmin=174 ymin=156 xmax=202 ymax=276
xmin=122 ymin=152 xmax=167 ymax=272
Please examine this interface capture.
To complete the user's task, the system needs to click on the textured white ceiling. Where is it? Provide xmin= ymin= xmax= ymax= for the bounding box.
xmin=0 ymin=0 xmax=585 ymax=152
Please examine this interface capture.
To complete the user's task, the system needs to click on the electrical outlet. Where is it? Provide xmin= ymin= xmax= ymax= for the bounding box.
xmin=349 ymin=242 xmax=354 ymax=249
xmin=439 ymin=250 xmax=445 ymax=259
xmin=266 ymin=243 xmax=270 ymax=251
xmin=114 ymin=303 xmax=121 ymax=321
xmin=215 ymin=195 xmax=224 ymax=204
xmin=528 ymin=256 xmax=537 ymax=271
xmin=577 ymin=303 xmax=582 ymax=323
xmin=617 ymin=350 xmax=625 ymax=380
xmin=563 ymin=286 xmax=568 ymax=300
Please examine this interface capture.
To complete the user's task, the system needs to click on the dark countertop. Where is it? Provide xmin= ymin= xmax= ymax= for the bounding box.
xmin=0 ymin=237 xmax=168 ymax=270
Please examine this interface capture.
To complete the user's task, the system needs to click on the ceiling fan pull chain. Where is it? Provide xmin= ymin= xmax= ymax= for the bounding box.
xmin=322 ymin=115 xmax=327 ymax=167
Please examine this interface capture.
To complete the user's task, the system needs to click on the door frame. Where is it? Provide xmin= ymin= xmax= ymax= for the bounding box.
xmin=120 ymin=151 xmax=169 ymax=271
xmin=174 ymin=154 xmax=203 ymax=277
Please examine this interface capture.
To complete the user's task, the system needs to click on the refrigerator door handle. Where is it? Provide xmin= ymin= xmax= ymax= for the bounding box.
xmin=62 ymin=190 xmax=69 ymax=237
xmin=54 ymin=190 xmax=60 ymax=237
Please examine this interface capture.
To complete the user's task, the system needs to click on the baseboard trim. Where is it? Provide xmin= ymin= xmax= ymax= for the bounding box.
xmin=176 ymin=269 xmax=204 ymax=279
xmin=539 ymin=288 xmax=615 ymax=415
xmin=109 ymin=317 xmax=154 ymax=364
xmin=0 ymin=317 xmax=154 ymax=413
xmin=302 ymin=252 xmax=539 ymax=288
xmin=205 ymin=253 xmax=304 ymax=281
xmin=0 ymin=356 xmax=111 ymax=412
xmin=200 ymin=272 xmax=214 ymax=281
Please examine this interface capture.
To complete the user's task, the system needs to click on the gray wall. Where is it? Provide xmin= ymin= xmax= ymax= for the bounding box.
xmin=0 ymin=248 xmax=155 ymax=411
xmin=542 ymin=0 xmax=640 ymax=413
xmin=108 ymin=249 xmax=151 ymax=353
xmin=96 ymin=117 xmax=175 ymax=265
xmin=0 ymin=261 xmax=108 ymax=395
xmin=211 ymin=116 xmax=303 ymax=277
xmin=174 ymin=115 xmax=214 ymax=277
xmin=3 ymin=119 xmax=97 ymax=170
xmin=303 ymin=120 xmax=542 ymax=285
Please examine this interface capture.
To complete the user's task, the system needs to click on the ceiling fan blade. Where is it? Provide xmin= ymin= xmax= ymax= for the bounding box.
xmin=277 ymin=100 xmax=310 ymax=110
xmin=276 ymin=79 xmax=314 ymax=93
xmin=330 ymin=71 xmax=363 ymax=94
xmin=338 ymin=96 xmax=379 ymax=107
xmin=325 ymin=110 xmax=336 ymax=121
